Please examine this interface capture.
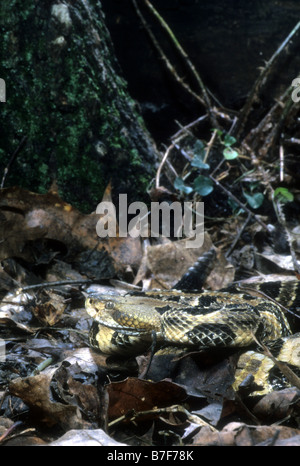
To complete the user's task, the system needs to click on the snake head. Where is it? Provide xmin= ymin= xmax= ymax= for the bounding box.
xmin=85 ymin=296 xmax=120 ymax=326
xmin=85 ymin=295 xmax=162 ymax=335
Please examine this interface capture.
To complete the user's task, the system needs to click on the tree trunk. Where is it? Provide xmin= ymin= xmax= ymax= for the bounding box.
xmin=0 ymin=0 xmax=158 ymax=211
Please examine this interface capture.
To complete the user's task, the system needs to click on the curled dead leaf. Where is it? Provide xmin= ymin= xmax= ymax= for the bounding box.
xmin=29 ymin=290 xmax=67 ymax=326
xmin=9 ymin=369 xmax=82 ymax=429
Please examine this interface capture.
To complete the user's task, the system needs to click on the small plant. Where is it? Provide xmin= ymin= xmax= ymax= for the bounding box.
xmin=216 ymin=130 xmax=239 ymax=161
xmin=174 ymin=131 xmax=239 ymax=200
xmin=172 ymin=128 xmax=295 ymax=224
xmin=242 ymin=183 xmax=264 ymax=210
xmin=272 ymin=187 xmax=294 ymax=204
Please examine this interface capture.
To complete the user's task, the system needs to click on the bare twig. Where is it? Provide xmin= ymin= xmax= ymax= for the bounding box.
xmin=262 ymin=95 xmax=296 ymax=157
xmin=285 ymin=137 xmax=300 ymax=145
xmin=132 ymin=0 xmax=219 ymax=128
xmin=0 ymin=421 xmax=23 ymax=444
xmin=17 ymin=279 xmax=92 ymax=293
xmin=209 ymin=174 xmax=269 ymax=230
xmin=279 ymin=145 xmax=284 ymax=182
xmin=225 ymin=212 xmax=252 ymax=257
xmin=235 ymin=21 xmax=300 ymax=138
xmin=242 ymin=85 xmax=292 ymax=153
xmin=132 ymin=0 xmax=206 ymax=107
xmin=172 ymin=115 xmax=208 ymax=140
xmin=143 ymin=0 xmax=219 ymax=129
xmin=203 ymin=129 xmax=217 ymax=164
xmin=108 ymin=403 xmax=217 ymax=431
xmin=155 ymin=143 xmax=176 ymax=189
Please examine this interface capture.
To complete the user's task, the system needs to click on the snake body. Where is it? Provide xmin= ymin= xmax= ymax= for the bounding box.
xmin=85 ymin=278 xmax=300 ymax=395
xmin=85 ymin=289 xmax=292 ymax=356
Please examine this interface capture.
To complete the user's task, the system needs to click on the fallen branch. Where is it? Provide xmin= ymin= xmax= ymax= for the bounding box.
xmin=17 ymin=279 xmax=92 ymax=294
xmin=108 ymin=403 xmax=217 ymax=431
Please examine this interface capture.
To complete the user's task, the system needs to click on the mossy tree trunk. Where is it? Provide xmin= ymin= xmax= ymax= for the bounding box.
xmin=0 ymin=0 xmax=158 ymax=211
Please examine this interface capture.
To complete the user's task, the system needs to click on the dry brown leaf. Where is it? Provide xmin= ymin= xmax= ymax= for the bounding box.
xmin=30 ymin=290 xmax=67 ymax=326
xmin=106 ymin=377 xmax=187 ymax=422
xmin=0 ymin=186 xmax=142 ymax=274
xmin=54 ymin=363 xmax=100 ymax=419
xmin=145 ymin=235 xmax=212 ymax=289
xmin=145 ymin=234 xmax=234 ymax=290
xmin=192 ymin=421 xmax=300 ymax=446
xmin=0 ymin=209 xmax=45 ymax=262
xmin=9 ymin=369 xmax=83 ymax=429
xmin=253 ymin=388 xmax=300 ymax=421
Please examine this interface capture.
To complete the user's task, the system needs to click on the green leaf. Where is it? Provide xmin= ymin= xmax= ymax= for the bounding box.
xmin=191 ymin=154 xmax=210 ymax=169
xmin=193 ymin=175 xmax=214 ymax=196
xmin=228 ymin=198 xmax=245 ymax=215
xmin=193 ymin=139 xmax=205 ymax=154
xmin=214 ymin=128 xmax=224 ymax=138
xmin=243 ymin=191 xmax=264 ymax=209
xmin=273 ymin=187 xmax=294 ymax=203
xmin=174 ymin=177 xmax=193 ymax=194
xmin=223 ymin=147 xmax=239 ymax=160
xmin=223 ymin=134 xmax=236 ymax=147
xmin=191 ymin=140 xmax=210 ymax=169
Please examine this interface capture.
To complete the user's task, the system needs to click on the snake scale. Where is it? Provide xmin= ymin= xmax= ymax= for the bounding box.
xmin=85 ymin=252 xmax=300 ymax=395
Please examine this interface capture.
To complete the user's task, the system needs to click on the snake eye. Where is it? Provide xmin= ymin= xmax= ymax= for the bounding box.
xmin=105 ymin=301 xmax=115 ymax=309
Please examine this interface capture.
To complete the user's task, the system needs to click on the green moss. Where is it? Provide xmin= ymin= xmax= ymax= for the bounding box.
xmin=0 ymin=1 xmax=155 ymax=212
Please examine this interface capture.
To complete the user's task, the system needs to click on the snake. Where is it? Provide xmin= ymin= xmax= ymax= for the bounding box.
xmin=85 ymin=253 xmax=300 ymax=395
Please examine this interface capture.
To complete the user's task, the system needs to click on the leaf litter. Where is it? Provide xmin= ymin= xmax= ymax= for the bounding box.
xmin=0 ymin=185 xmax=299 ymax=446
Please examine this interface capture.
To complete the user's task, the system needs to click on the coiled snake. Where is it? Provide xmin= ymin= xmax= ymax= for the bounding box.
xmin=85 ymin=256 xmax=300 ymax=395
